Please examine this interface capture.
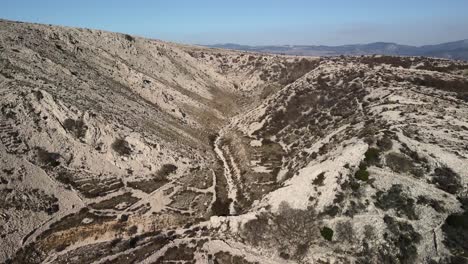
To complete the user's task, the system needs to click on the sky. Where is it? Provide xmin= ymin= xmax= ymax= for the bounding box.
xmin=2 ymin=0 xmax=468 ymax=46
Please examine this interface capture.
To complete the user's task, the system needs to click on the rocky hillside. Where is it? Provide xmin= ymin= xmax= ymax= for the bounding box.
xmin=1 ymin=20 xmax=468 ymax=264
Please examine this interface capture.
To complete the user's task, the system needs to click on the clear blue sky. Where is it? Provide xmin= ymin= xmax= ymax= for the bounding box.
xmin=2 ymin=0 xmax=468 ymax=46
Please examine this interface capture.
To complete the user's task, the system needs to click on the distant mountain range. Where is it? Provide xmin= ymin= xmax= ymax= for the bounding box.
xmin=204 ymin=40 xmax=468 ymax=61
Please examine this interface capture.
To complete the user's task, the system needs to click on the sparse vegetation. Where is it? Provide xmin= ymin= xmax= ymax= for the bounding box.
xmin=380 ymin=215 xmax=422 ymax=263
xmin=336 ymin=220 xmax=354 ymax=242
xmin=375 ymin=184 xmax=418 ymax=220
xmin=363 ymin=224 xmax=376 ymax=240
xmin=127 ymin=165 xmax=175 ymax=193
xmin=127 ymin=177 xmax=168 ymax=194
xmin=213 ymin=251 xmax=258 ymax=264
xmin=0 ymin=187 xmax=59 ymax=213
xmin=90 ymin=192 xmax=139 ymax=210
xmin=409 ymin=75 xmax=468 ymax=102
xmin=56 ymin=169 xmax=124 ymax=198
xmin=241 ymin=201 xmax=320 ymax=260
xmin=416 ymin=195 xmax=445 ymax=213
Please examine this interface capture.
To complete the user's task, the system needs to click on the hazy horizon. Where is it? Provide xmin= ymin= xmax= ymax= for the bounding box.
xmin=2 ymin=0 xmax=468 ymax=46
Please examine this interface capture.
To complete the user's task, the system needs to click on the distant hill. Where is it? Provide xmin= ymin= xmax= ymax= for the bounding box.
xmin=205 ymin=40 xmax=468 ymax=60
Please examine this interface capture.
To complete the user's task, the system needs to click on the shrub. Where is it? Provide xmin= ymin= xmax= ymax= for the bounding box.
xmin=127 ymin=225 xmax=138 ymax=235
xmin=432 ymin=167 xmax=462 ymax=194
xmin=63 ymin=118 xmax=87 ymax=138
xmin=110 ymin=238 xmax=122 ymax=247
xmin=408 ymin=75 xmax=468 ymax=102
xmin=36 ymin=147 xmax=61 ymax=167
xmin=375 ymin=184 xmax=418 ymax=220
xmin=355 ymin=168 xmax=369 ymax=182
xmin=128 ymin=236 xmax=140 ymax=248
xmin=355 ymin=163 xmax=369 ymax=182
xmin=55 ymin=243 xmax=69 ymax=252
xmin=312 ymin=172 xmax=325 ymax=186
xmin=364 ymin=148 xmax=380 ymax=165
xmin=442 ymin=206 xmax=468 ymax=259
xmin=274 ymin=202 xmax=320 ymax=246
xmin=350 ymin=181 xmax=361 ymax=193
xmin=124 ymin=34 xmax=135 ymax=42
xmin=382 ymin=215 xmax=422 ymax=263
xmin=320 ymin=227 xmax=334 ymax=241
xmin=157 ymin=164 xmax=178 ymax=177
xmin=385 ymin=152 xmax=414 ymax=173
xmin=112 ymin=138 xmax=132 ymax=156
xmin=416 ymin=196 xmax=445 ymax=213
xmin=400 ymin=144 xmax=428 ymax=164
xmin=279 ymin=252 xmax=290 ymax=260
xmin=241 ymin=201 xmax=320 ymax=260
xmin=279 ymin=59 xmax=320 ymax=85
xmin=119 ymin=214 xmax=129 ymax=222
xmin=363 ymin=224 xmax=376 ymax=240
xmin=322 ymin=205 xmax=340 ymax=217
xmin=241 ymin=212 xmax=270 ymax=246
xmin=344 ymin=200 xmax=366 ymax=217
xmin=377 ymin=137 xmax=393 ymax=151
xmin=211 ymin=197 xmax=231 ymax=217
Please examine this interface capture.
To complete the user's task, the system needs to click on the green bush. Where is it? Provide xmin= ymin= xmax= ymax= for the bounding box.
xmin=355 ymin=169 xmax=369 ymax=181
xmin=364 ymin=148 xmax=380 ymax=165
xmin=320 ymin=227 xmax=334 ymax=241
xmin=355 ymin=163 xmax=369 ymax=182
